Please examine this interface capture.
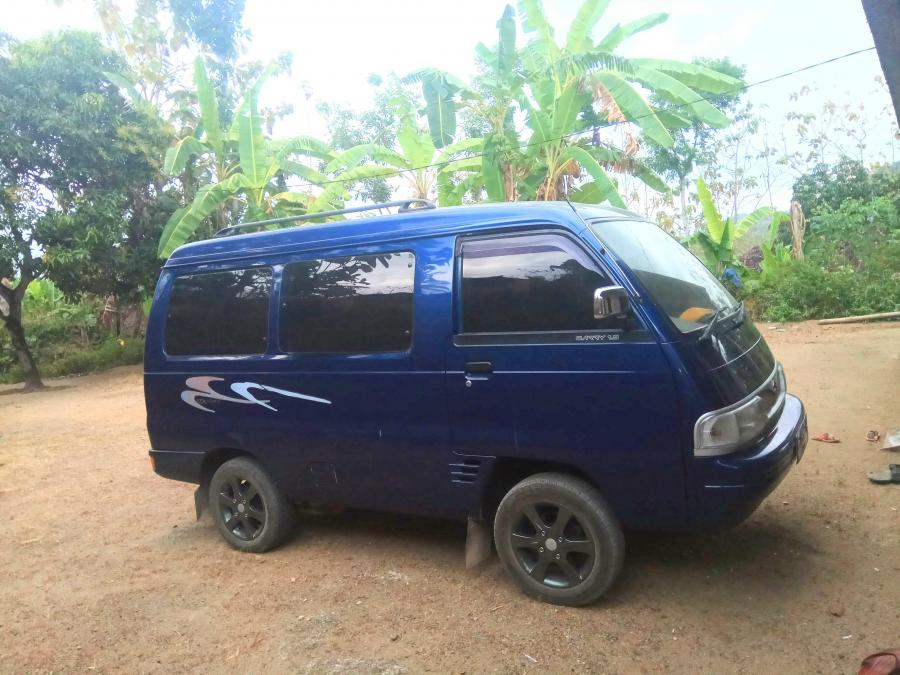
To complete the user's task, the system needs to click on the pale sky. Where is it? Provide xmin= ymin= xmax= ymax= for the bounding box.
xmin=4 ymin=0 xmax=897 ymax=213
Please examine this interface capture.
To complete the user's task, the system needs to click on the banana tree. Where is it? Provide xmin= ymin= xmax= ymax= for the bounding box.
xmin=759 ymin=211 xmax=793 ymax=280
xmin=324 ymin=116 xmax=484 ymax=206
xmin=407 ymin=0 xmax=743 ymax=206
xmin=692 ymin=177 xmax=774 ymax=277
xmin=405 ymin=5 xmax=525 ymax=202
xmin=158 ymin=57 xmax=337 ymax=258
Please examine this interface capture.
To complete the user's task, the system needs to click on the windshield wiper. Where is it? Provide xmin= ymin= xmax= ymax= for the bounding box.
xmin=699 ymin=301 xmax=744 ymax=341
xmin=699 ymin=308 xmax=723 ymax=341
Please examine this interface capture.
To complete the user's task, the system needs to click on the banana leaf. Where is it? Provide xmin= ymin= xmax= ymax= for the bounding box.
xmin=593 ymin=71 xmax=673 ymax=147
xmin=164 ymin=136 xmax=205 ymax=176
xmin=632 ymin=67 xmax=729 ymax=127
xmin=630 ymin=59 xmax=743 ymax=95
xmin=193 ymin=57 xmax=223 ymax=158
xmin=595 ymin=13 xmax=669 ymax=52
xmin=237 ymin=89 xmax=268 ymax=186
xmin=158 ymin=174 xmax=253 ymax=258
xmin=566 ymin=0 xmax=611 ymax=52
xmin=557 ymin=145 xmax=624 ymax=207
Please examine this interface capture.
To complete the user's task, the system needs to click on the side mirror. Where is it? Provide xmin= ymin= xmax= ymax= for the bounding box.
xmin=593 ymin=285 xmax=630 ymax=319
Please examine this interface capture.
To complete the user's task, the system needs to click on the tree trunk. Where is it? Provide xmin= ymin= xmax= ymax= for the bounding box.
xmin=503 ymin=163 xmax=517 ymax=201
xmin=0 ymin=281 xmax=44 ymax=391
xmin=862 ymin=0 xmax=900 ymax=124
xmin=1 ymin=313 xmax=43 ymax=391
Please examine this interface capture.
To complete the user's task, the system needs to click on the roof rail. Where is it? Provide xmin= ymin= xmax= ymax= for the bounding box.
xmin=213 ymin=199 xmax=437 ymax=238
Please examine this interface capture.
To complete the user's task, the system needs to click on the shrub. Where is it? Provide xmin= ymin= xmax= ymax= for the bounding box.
xmin=749 ymin=262 xmax=857 ymax=321
xmin=749 ymin=196 xmax=900 ymax=321
xmin=43 ymin=336 xmax=144 ymax=377
xmin=805 ymin=196 xmax=899 ymax=271
xmin=0 ymin=280 xmax=145 ymax=384
xmin=0 ymin=336 xmax=144 ymax=384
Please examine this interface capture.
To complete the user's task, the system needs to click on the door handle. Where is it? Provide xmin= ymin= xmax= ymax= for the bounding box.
xmin=464 ymin=361 xmax=493 ymax=384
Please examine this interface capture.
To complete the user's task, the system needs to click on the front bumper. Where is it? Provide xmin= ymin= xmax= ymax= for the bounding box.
xmin=689 ymin=394 xmax=807 ymax=529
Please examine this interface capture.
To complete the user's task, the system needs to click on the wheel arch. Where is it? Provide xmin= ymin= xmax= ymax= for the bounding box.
xmin=199 ymin=447 xmax=257 ymax=490
xmin=480 ymin=457 xmax=600 ymax=523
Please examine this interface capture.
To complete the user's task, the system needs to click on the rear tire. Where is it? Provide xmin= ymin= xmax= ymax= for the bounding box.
xmin=209 ymin=457 xmax=294 ymax=553
xmin=493 ymin=472 xmax=624 ymax=606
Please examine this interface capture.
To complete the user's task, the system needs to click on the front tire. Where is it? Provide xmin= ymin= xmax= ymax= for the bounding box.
xmin=493 ymin=473 xmax=624 ymax=606
xmin=209 ymin=457 xmax=295 ymax=553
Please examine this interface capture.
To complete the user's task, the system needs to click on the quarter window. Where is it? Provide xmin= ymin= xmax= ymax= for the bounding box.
xmin=280 ymin=252 xmax=415 ymax=353
xmin=460 ymin=233 xmax=626 ymax=333
xmin=165 ymin=268 xmax=272 ymax=356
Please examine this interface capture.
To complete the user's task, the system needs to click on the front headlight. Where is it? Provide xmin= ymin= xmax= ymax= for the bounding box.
xmin=694 ymin=364 xmax=785 ymax=457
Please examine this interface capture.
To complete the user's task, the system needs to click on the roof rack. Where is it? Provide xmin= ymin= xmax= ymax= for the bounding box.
xmin=213 ymin=199 xmax=437 ymax=238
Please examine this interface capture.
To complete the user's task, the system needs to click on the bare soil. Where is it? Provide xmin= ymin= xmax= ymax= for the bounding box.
xmin=1 ymin=322 xmax=898 ymax=674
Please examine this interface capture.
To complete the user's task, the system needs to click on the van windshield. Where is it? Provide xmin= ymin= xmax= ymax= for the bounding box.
xmin=589 ymin=219 xmax=738 ymax=333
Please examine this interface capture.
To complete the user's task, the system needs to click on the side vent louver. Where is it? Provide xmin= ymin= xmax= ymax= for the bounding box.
xmin=449 ymin=457 xmax=483 ymax=484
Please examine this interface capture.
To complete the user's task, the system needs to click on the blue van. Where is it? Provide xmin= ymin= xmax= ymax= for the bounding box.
xmin=145 ymin=200 xmax=807 ymax=606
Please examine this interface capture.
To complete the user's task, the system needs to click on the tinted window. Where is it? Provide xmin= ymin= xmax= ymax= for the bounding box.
xmin=165 ymin=268 xmax=272 ymax=356
xmin=280 ymin=252 xmax=415 ymax=353
xmin=461 ymin=233 xmax=624 ymax=333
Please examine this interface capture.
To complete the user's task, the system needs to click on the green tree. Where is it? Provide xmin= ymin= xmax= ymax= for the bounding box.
xmin=791 ymin=158 xmax=896 ymax=217
xmin=407 ymin=1 xmax=742 ymax=206
xmin=645 ymin=57 xmax=746 ymax=231
xmin=40 ymin=189 xmax=179 ymax=309
xmin=158 ymin=58 xmax=338 ymax=258
xmin=324 ymin=95 xmax=483 ymax=205
xmin=317 ymin=75 xmax=417 ymax=203
xmin=0 ymin=32 xmax=169 ymax=389
xmin=94 ymin=0 xmax=247 ymax=112
xmin=691 ymin=177 xmax=775 ymax=277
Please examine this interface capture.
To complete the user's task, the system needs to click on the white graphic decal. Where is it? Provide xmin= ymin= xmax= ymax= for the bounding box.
xmin=181 ymin=376 xmax=331 ymax=413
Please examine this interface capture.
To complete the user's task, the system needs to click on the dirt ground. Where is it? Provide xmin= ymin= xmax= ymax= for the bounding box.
xmin=1 ymin=321 xmax=898 ymax=674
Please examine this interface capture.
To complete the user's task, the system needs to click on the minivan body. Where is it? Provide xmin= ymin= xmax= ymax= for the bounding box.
xmin=146 ymin=202 xmax=807 ymax=605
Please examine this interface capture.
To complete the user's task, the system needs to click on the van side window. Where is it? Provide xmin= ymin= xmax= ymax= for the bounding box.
xmin=460 ymin=233 xmax=625 ymax=333
xmin=280 ymin=252 xmax=415 ymax=353
xmin=165 ymin=268 xmax=272 ymax=356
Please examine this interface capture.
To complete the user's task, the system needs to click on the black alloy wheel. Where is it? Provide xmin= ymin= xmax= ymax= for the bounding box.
xmin=208 ymin=457 xmax=295 ymax=553
xmin=494 ymin=473 xmax=624 ymax=606
xmin=510 ymin=501 xmax=596 ymax=588
xmin=217 ymin=476 xmax=267 ymax=541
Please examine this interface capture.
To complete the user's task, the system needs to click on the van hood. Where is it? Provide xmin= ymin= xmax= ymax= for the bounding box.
xmin=689 ymin=317 xmax=776 ymax=407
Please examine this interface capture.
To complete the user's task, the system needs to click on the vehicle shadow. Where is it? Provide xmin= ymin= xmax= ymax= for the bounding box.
xmin=602 ymin=515 xmax=824 ymax=607
xmin=280 ymin=507 xmax=822 ymax=607
xmin=278 ymin=510 xmax=821 ymax=608
xmin=285 ymin=508 xmax=466 ymax=560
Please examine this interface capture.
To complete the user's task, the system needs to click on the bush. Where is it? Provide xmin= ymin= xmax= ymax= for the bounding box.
xmin=45 ymin=336 xmax=144 ymax=377
xmin=749 ymin=262 xmax=858 ymax=321
xmin=0 ymin=280 xmax=145 ymax=384
xmin=0 ymin=336 xmax=144 ymax=384
xmin=805 ymin=196 xmax=899 ymax=270
xmin=749 ymin=195 xmax=900 ymax=321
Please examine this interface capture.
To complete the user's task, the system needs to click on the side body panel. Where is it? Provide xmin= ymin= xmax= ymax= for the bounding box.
xmin=146 ymin=236 xmax=464 ymax=518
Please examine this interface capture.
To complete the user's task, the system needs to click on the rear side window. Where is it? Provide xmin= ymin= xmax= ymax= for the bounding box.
xmin=280 ymin=252 xmax=415 ymax=353
xmin=165 ymin=268 xmax=272 ymax=356
xmin=460 ymin=233 xmax=623 ymax=333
